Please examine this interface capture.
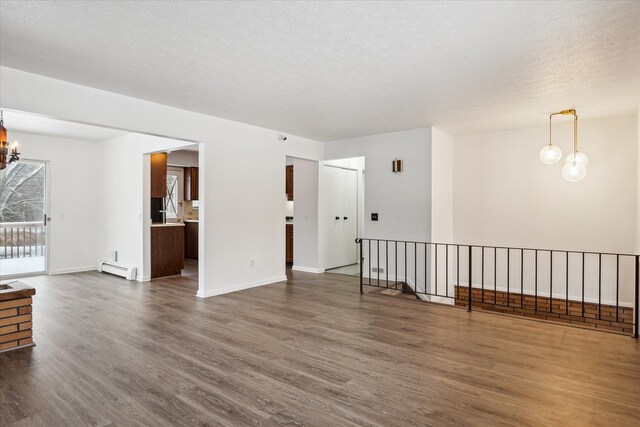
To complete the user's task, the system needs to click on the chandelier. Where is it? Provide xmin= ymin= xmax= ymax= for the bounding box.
xmin=0 ymin=110 xmax=20 ymax=170
xmin=539 ymin=109 xmax=588 ymax=182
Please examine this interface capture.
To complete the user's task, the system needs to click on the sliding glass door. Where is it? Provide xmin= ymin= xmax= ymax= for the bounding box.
xmin=0 ymin=160 xmax=48 ymax=277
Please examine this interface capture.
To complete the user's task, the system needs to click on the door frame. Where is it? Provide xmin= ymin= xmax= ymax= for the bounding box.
xmin=323 ymin=163 xmax=360 ymax=270
xmin=0 ymin=158 xmax=50 ymax=279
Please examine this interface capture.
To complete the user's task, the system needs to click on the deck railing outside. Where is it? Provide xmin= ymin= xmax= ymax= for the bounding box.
xmin=356 ymin=238 xmax=639 ymax=338
xmin=0 ymin=222 xmax=46 ymax=259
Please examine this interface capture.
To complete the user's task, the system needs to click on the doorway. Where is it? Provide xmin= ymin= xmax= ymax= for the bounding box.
xmin=0 ymin=159 xmax=49 ymax=278
xmin=322 ymin=156 xmax=364 ymax=275
xmin=325 ymin=165 xmax=358 ymax=269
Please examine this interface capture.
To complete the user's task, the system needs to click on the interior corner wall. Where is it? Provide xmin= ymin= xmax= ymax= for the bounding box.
xmin=8 ymin=131 xmax=102 ymax=274
xmin=99 ymin=134 xmax=197 ymax=281
xmin=324 ymin=128 xmax=432 ymax=242
xmin=292 ymin=158 xmax=320 ymax=271
xmin=1 ymin=67 xmax=324 ymax=298
xmin=430 ymin=128 xmax=454 ymax=243
xmin=452 ymin=115 xmax=638 ymax=254
xmin=323 ymin=128 xmax=431 ymax=290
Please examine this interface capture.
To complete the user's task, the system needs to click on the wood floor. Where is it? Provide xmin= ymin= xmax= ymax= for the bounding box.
xmin=1 ymin=265 xmax=639 ymax=426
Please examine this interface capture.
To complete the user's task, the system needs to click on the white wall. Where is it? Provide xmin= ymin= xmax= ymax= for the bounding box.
xmin=453 ymin=115 xmax=639 ymax=305
xmin=430 ymin=128 xmax=454 ymax=290
xmin=99 ymin=133 xmax=194 ymax=281
xmin=324 ymin=128 xmax=432 ymax=289
xmin=325 ymin=128 xmax=432 ymax=242
xmin=10 ymin=131 xmax=102 ymax=274
xmin=430 ymin=128 xmax=454 ymax=243
xmin=453 ymin=115 xmax=638 ymax=253
xmin=1 ymin=67 xmax=324 ymax=297
xmin=291 ymin=158 xmax=320 ymax=272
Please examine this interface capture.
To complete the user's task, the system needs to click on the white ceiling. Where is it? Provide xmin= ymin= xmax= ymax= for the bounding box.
xmin=3 ymin=111 xmax=127 ymax=142
xmin=1 ymin=1 xmax=639 ymax=141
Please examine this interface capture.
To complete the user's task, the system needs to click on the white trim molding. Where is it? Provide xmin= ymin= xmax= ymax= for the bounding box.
xmin=196 ymin=275 xmax=288 ymax=298
xmin=292 ymin=265 xmax=325 ymax=274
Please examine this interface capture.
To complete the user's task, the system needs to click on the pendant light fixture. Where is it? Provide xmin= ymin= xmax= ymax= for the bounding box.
xmin=0 ymin=110 xmax=21 ymax=171
xmin=540 ymin=109 xmax=587 ymax=182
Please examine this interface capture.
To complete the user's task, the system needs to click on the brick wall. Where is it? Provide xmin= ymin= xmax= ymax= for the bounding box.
xmin=455 ymin=286 xmax=634 ymax=335
xmin=0 ymin=296 xmax=34 ymax=352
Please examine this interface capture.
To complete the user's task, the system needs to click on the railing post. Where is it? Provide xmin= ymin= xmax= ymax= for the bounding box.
xmin=358 ymin=238 xmax=364 ymax=294
xmin=468 ymin=245 xmax=472 ymax=312
xmin=634 ymin=255 xmax=639 ymax=339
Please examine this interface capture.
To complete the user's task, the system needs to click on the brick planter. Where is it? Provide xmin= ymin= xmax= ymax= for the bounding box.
xmin=0 ymin=281 xmax=35 ymax=353
xmin=455 ymin=286 xmax=634 ymax=335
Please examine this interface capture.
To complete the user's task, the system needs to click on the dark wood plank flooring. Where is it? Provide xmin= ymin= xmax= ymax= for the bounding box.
xmin=1 ymin=264 xmax=639 ymax=426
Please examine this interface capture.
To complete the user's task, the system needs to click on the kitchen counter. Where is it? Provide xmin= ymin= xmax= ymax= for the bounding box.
xmin=183 ymin=219 xmax=199 ymax=223
xmin=151 ymin=222 xmax=185 ymax=227
xmin=151 ymin=226 xmax=184 ymax=278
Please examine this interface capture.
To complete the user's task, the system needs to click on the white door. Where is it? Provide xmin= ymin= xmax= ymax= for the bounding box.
xmin=0 ymin=160 xmax=49 ymax=278
xmin=325 ymin=166 xmax=342 ymax=269
xmin=166 ymin=167 xmax=184 ymax=222
xmin=325 ymin=166 xmax=358 ymax=269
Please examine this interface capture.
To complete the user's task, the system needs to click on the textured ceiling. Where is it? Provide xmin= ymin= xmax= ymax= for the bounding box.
xmin=1 ymin=1 xmax=639 ymax=141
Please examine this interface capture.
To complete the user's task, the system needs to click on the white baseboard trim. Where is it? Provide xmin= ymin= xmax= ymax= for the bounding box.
xmin=196 ymin=275 xmax=288 ymax=298
xmin=292 ymin=265 xmax=325 ymax=274
xmin=49 ymin=266 xmax=97 ymax=275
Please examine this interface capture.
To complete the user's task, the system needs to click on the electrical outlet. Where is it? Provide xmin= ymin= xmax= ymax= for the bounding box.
xmin=250 ymin=260 xmax=255 ymax=269
xmin=372 ymin=267 xmax=385 ymax=273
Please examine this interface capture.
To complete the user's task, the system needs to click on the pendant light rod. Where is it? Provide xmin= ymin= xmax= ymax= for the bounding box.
xmin=548 ymin=109 xmax=576 ymax=147
xmin=574 ymin=113 xmax=578 ymax=155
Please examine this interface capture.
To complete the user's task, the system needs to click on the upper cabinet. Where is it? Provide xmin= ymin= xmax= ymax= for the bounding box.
xmin=184 ymin=167 xmax=199 ymax=201
xmin=286 ymin=165 xmax=294 ymax=201
xmin=150 ymin=153 xmax=168 ymax=198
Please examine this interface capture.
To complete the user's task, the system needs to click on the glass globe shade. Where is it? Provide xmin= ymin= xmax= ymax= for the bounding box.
xmin=565 ymin=151 xmax=589 ymax=166
xmin=539 ymin=144 xmax=562 ymax=165
xmin=562 ymin=162 xmax=587 ymax=182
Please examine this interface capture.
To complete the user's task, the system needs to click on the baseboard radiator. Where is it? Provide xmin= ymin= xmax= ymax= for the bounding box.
xmin=98 ymin=261 xmax=137 ymax=280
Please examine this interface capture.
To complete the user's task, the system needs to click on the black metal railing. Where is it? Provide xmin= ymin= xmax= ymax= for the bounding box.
xmin=356 ymin=238 xmax=639 ymax=338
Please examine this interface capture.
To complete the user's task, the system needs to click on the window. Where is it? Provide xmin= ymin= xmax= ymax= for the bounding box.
xmin=165 ymin=175 xmax=178 ymax=219
xmin=165 ymin=167 xmax=184 ymax=222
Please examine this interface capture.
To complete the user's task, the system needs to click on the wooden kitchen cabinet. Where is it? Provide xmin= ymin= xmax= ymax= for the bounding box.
xmin=150 ymin=153 xmax=168 ymax=198
xmin=184 ymin=221 xmax=198 ymax=260
xmin=286 ymin=224 xmax=293 ymax=263
xmin=184 ymin=167 xmax=199 ymax=201
xmin=151 ymin=225 xmax=184 ymax=278
xmin=285 ymin=165 xmax=293 ymax=201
